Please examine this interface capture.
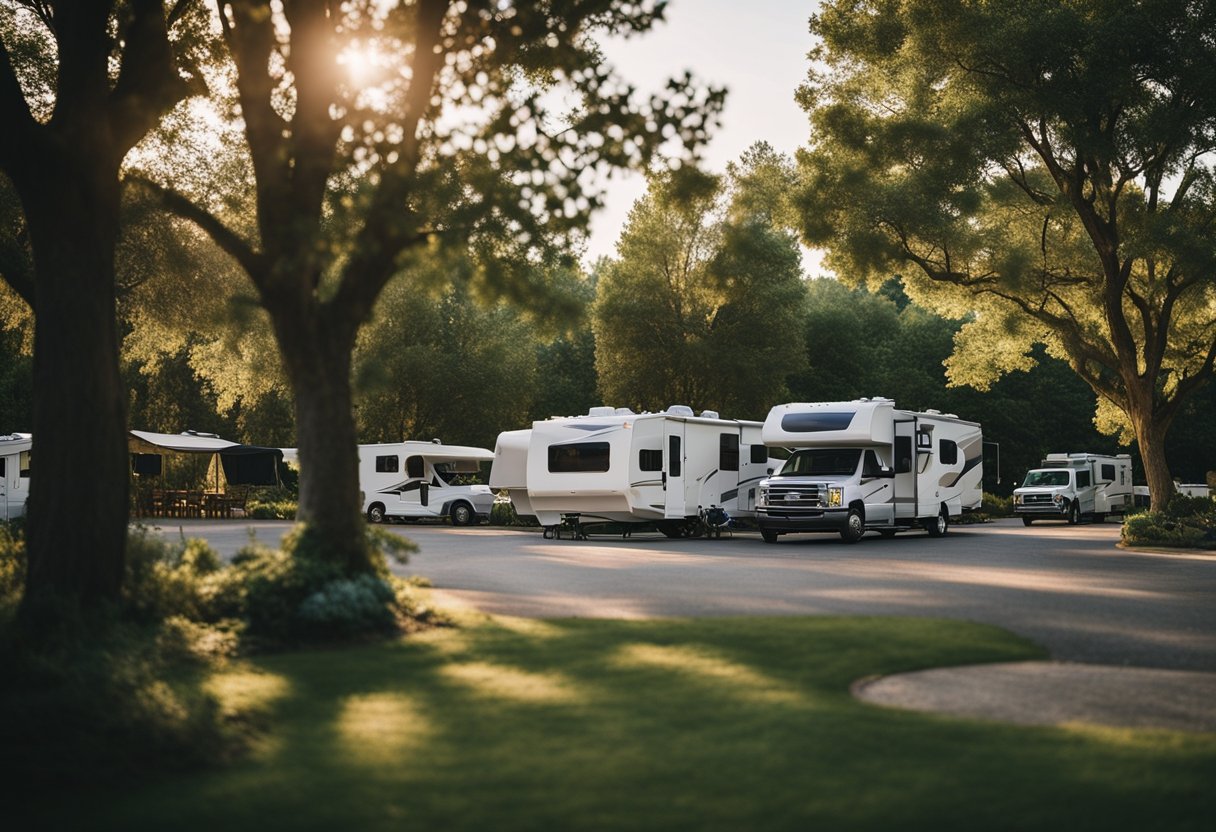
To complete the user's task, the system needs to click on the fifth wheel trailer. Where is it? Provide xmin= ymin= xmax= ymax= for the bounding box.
xmin=490 ymin=406 xmax=776 ymax=536
xmin=755 ymin=399 xmax=983 ymax=543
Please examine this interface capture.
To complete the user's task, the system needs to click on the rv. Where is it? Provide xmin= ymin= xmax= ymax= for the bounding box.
xmin=1012 ymin=453 xmax=1133 ymax=525
xmin=755 ymin=399 xmax=983 ymax=543
xmin=1 ymin=433 xmax=32 ymax=522
xmin=359 ymin=441 xmax=495 ymax=525
xmin=490 ymin=406 xmax=775 ymax=536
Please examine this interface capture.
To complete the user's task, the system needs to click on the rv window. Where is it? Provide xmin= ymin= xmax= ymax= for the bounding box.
xmin=1101 ymin=464 xmax=1115 ymax=481
xmin=779 ymin=449 xmax=862 ymax=477
xmin=638 ymin=449 xmax=662 ymax=471
xmin=669 ymin=436 xmax=681 ymax=477
xmin=0 ymin=458 xmax=4 ymax=477
xmin=720 ymin=434 xmax=740 ymax=472
xmin=894 ymin=436 xmax=913 ymax=474
xmin=19 ymin=451 xmax=30 ymax=478
xmin=1076 ymin=470 xmax=1091 ymax=488
xmin=780 ymin=412 xmax=855 ymax=433
xmin=862 ymin=451 xmax=883 ymax=477
xmin=917 ymin=431 xmax=932 ymax=449
xmin=406 ymin=455 xmax=425 ymax=478
xmin=940 ymin=439 xmax=958 ymax=465
xmin=549 ymin=442 xmax=611 ymax=473
xmin=750 ymin=444 xmax=768 ymax=464
xmin=375 ymin=455 xmax=399 ymax=473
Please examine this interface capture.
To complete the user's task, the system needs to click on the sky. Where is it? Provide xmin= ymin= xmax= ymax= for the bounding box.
xmin=588 ymin=0 xmax=823 ymax=273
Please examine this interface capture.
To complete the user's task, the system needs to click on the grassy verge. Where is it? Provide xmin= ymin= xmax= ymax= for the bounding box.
xmin=14 ymin=615 xmax=1215 ymax=831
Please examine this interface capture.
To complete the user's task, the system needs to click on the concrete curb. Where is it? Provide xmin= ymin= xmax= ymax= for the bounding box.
xmin=853 ymin=661 xmax=1216 ymax=733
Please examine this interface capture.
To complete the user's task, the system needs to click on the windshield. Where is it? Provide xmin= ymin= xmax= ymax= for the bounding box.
xmin=778 ymin=449 xmax=862 ymax=477
xmin=1022 ymin=470 xmax=1070 ymax=487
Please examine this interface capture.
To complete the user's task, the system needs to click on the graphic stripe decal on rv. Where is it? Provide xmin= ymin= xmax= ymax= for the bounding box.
xmin=377 ymin=479 xmax=427 ymax=495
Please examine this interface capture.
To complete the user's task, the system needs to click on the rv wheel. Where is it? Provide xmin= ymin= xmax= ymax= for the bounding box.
xmin=1022 ymin=517 xmax=1034 ymax=526
xmin=1093 ymin=513 xmax=1106 ymax=524
xmin=840 ymin=508 xmax=865 ymax=543
xmin=1067 ymin=501 xmax=1080 ymax=525
xmin=367 ymin=503 xmax=386 ymax=524
xmin=926 ymin=508 xmax=949 ymax=538
xmin=450 ymin=502 xmax=475 ymax=526
xmin=760 ymin=529 xmax=779 ymax=544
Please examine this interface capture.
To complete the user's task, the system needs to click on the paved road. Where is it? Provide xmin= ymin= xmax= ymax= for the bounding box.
xmin=152 ymin=518 xmax=1216 ymax=672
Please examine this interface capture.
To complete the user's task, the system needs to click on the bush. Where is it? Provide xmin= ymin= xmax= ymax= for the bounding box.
xmin=981 ymin=493 xmax=1014 ymax=517
xmin=245 ymin=499 xmax=298 ymax=520
xmin=1163 ymin=492 xmax=1215 ymax=520
xmin=490 ymin=499 xmax=539 ymax=527
xmin=1122 ymin=511 xmax=1216 ymax=551
xmin=0 ymin=522 xmax=26 ymax=608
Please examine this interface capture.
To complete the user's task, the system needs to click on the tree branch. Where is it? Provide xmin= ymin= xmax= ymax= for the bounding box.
xmin=0 ymin=34 xmax=40 ymax=172
xmin=126 ymin=175 xmax=267 ymax=284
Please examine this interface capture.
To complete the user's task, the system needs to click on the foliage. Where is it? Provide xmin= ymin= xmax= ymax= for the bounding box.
xmin=1122 ymin=512 xmax=1215 ymax=551
xmin=355 ymin=277 xmax=539 ymax=449
xmin=245 ymin=500 xmax=298 ymax=520
xmin=594 ymin=144 xmax=807 ymax=418
xmin=798 ymin=0 xmax=1216 ymax=509
xmin=0 ymin=521 xmax=25 ymax=605
xmin=981 ymin=493 xmax=1014 ymax=518
xmin=490 ymin=498 xmax=539 ymax=527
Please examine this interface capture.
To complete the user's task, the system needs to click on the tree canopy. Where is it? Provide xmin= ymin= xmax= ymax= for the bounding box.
xmin=798 ymin=0 xmax=1216 ymax=508
xmin=594 ymin=143 xmax=807 ymax=418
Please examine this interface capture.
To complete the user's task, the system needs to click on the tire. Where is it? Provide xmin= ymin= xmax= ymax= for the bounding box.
xmin=659 ymin=520 xmax=702 ymax=539
xmin=839 ymin=507 xmax=865 ymax=543
xmin=1022 ymin=516 xmax=1034 ymax=526
xmin=1067 ymin=501 xmax=1080 ymax=525
xmin=926 ymin=508 xmax=949 ymax=538
xmin=760 ymin=529 xmax=779 ymax=544
xmin=367 ymin=503 xmax=386 ymax=524
xmin=450 ymin=502 xmax=475 ymax=526
xmin=1093 ymin=513 xmax=1106 ymax=524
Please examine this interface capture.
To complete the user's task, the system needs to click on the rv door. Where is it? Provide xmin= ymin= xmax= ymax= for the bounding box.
xmin=664 ymin=421 xmax=687 ymax=518
xmin=893 ymin=418 xmax=917 ymax=520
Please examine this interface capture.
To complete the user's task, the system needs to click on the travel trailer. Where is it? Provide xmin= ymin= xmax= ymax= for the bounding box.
xmin=1012 ymin=453 xmax=1133 ymax=525
xmin=0 ymin=433 xmax=31 ymax=522
xmin=360 ymin=441 xmax=495 ymax=525
xmin=755 ymin=399 xmax=983 ymax=543
xmin=490 ymin=406 xmax=776 ymax=536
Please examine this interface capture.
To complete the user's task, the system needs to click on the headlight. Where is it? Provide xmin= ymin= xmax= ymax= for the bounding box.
xmin=757 ymin=488 xmax=769 ymax=507
xmin=1054 ymin=494 xmax=1067 ymax=506
xmin=1013 ymin=494 xmax=1021 ymax=505
xmin=827 ymin=486 xmax=843 ymax=508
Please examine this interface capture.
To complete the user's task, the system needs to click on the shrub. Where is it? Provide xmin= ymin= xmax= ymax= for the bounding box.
xmin=1122 ymin=511 xmax=1215 ymax=550
xmin=491 ymin=499 xmax=539 ymax=527
xmin=1163 ymin=492 xmax=1215 ymax=520
xmin=0 ymin=523 xmax=26 ymax=609
xmin=296 ymin=574 xmax=398 ymax=638
xmin=246 ymin=499 xmax=298 ymax=520
xmin=981 ymin=493 xmax=1014 ymax=517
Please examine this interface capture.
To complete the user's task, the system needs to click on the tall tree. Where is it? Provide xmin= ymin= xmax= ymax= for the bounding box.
xmin=140 ymin=0 xmax=725 ymax=572
xmin=0 ymin=1 xmax=208 ymax=617
xmin=798 ymin=0 xmax=1216 ymax=510
xmin=355 ymin=279 xmax=538 ymax=451
xmin=594 ymin=143 xmax=807 ymax=418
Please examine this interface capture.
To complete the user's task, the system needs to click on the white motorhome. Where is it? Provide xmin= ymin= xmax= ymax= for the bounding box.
xmin=755 ymin=399 xmax=983 ymax=543
xmin=490 ymin=406 xmax=775 ymax=536
xmin=1 ymin=433 xmax=32 ymax=522
xmin=1013 ymin=453 xmax=1133 ymax=525
xmin=359 ymin=441 xmax=495 ymax=525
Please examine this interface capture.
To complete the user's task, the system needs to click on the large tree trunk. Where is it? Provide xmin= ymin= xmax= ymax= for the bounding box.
xmin=1130 ymin=404 xmax=1176 ymax=514
xmin=276 ymin=314 xmax=372 ymax=574
xmin=18 ymin=167 xmax=129 ymax=621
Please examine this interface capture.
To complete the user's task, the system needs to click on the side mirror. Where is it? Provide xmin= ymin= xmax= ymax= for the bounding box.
xmin=880 ymin=466 xmax=895 ymax=478
xmin=767 ymin=468 xmax=774 ymax=475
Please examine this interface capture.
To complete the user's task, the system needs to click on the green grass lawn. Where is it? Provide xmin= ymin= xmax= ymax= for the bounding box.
xmin=19 ymin=615 xmax=1216 ymax=831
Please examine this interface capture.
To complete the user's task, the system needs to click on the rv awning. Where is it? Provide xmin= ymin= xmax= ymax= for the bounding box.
xmin=128 ymin=430 xmax=283 ymax=486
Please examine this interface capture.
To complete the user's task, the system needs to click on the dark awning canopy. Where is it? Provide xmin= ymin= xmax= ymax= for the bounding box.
xmin=128 ymin=430 xmax=283 ymax=487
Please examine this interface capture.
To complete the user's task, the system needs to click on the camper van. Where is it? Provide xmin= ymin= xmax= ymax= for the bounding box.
xmin=360 ymin=441 xmax=495 ymax=525
xmin=755 ymin=399 xmax=983 ymax=543
xmin=1 ymin=433 xmax=32 ymax=522
xmin=1012 ymin=453 xmax=1133 ymax=525
xmin=490 ymin=406 xmax=775 ymax=536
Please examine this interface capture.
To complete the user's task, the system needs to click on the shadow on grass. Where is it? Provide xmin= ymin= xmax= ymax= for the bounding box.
xmin=26 ymin=616 xmax=1216 ymax=832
